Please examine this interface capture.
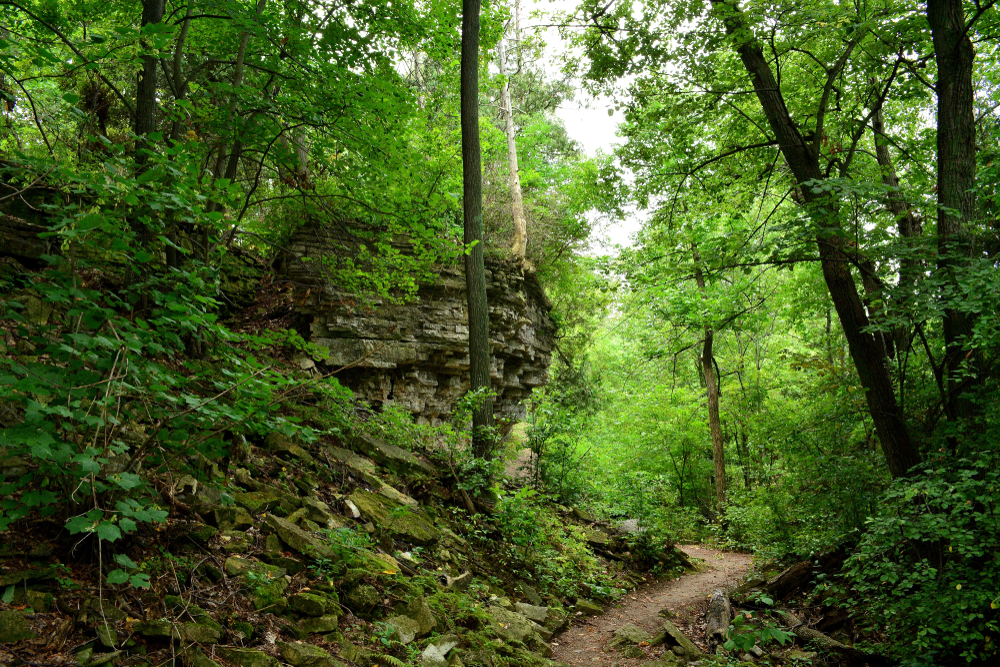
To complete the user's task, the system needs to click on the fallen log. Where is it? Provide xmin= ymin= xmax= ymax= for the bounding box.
xmin=782 ymin=609 xmax=892 ymax=667
xmin=704 ymin=589 xmax=732 ymax=654
xmin=765 ymin=560 xmax=813 ymax=601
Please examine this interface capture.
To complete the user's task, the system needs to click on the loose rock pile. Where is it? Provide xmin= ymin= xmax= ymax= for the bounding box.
xmin=1 ymin=426 xmax=692 ymax=667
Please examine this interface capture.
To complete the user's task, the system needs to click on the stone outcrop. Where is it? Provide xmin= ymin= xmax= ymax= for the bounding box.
xmin=283 ymin=224 xmax=555 ymax=424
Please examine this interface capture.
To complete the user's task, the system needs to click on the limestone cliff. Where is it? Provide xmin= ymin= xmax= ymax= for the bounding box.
xmin=284 ymin=224 xmax=555 ymax=424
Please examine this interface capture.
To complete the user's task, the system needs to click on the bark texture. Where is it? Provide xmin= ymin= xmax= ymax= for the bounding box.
xmin=496 ymin=36 xmax=527 ymax=260
xmin=928 ymin=0 xmax=979 ymax=423
xmin=704 ymin=589 xmax=731 ymax=654
xmin=783 ymin=609 xmax=891 ymax=666
xmin=134 ymin=0 xmax=165 ymax=161
xmin=709 ymin=0 xmax=921 ymax=478
xmin=693 ymin=245 xmax=726 ymax=510
xmin=461 ymin=0 xmax=495 ymax=456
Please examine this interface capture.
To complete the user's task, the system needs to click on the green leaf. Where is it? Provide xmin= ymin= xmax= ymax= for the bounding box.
xmin=63 ymin=93 xmax=80 ymax=104
xmin=114 ymin=553 xmax=138 ymax=569
xmin=96 ymin=521 xmax=122 ymax=543
xmin=129 ymin=573 xmax=152 ymax=589
xmin=1 ymin=586 xmax=13 ymax=603
xmin=106 ymin=569 xmax=129 ymax=585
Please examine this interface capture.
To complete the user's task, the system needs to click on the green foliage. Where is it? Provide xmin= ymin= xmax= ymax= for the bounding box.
xmin=320 ymin=527 xmax=375 ymax=567
xmin=106 ymin=553 xmax=150 ymax=589
xmin=0 ymin=151 xmax=352 ymax=572
xmin=458 ymin=488 xmax=623 ymax=600
xmin=493 ymin=486 xmax=543 ymax=549
xmin=724 ymin=611 xmax=795 ymax=653
xmin=844 ymin=451 xmax=1000 ymax=664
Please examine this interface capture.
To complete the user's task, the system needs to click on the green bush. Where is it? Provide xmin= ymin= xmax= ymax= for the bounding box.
xmin=844 ymin=451 xmax=1000 ymax=665
xmin=0 ymin=153 xmax=351 ymax=582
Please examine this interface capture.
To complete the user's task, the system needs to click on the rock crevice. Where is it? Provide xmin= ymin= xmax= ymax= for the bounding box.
xmin=284 ymin=225 xmax=555 ymax=424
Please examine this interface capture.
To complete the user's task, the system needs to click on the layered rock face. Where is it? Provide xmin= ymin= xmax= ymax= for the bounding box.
xmin=284 ymin=225 xmax=555 ymax=424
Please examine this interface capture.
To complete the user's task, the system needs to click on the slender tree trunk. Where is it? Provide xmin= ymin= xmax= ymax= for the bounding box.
xmin=135 ymin=0 xmax=164 ymax=169
xmin=871 ymin=101 xmax=923 ymax=357
xmin=130 ymin=0 xmax=165 ymax=272
xmin=208 ymin=0 xmax=268 ymax=256
xmin=168 ymin=3 xmax=193 ymax=143
xmin=496 ymin=34 xmax=527 ymax=260
xmin=703 ymin=330 xmax=726 ymax=510
xmin=693 ymin=244 xmax=726 ymax=510
xmin=709 ymin=0 xmax=921 ymax=478
xmin=461 ymin=0 xmax=495 ymax=457
xmin=928 ymin=0 xmax=979 ymax=424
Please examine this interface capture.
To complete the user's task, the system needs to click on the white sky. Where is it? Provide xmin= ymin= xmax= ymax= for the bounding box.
xmin=526 ymin=0 xmax=647 ymax=252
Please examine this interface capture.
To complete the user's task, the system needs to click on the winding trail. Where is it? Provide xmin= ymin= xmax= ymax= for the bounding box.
xmin=551 ymin=545 xmax=753 ymax=666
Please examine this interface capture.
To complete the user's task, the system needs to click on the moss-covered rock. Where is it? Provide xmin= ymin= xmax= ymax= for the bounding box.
xmin=0 ymin=565 xmax=58 ymax=587
xmin=133 ymin=620 xmax=222 ymax=644
xmin=580 ymin=526 xmax=609 ymax=547
xmin=386 ymin=615 xmax=421 ymax=644
xmin=263 ymin=513 xmax=337 ymax=559
xmin=12 ymin=589 xmax=54 ymax=612
xmin=219 ymin=530 xmax=251 ymax=553
xmin=297 ymin=614 xmax=339 ymax=634
xmin=302 ymin=498 xmax=343 ymax=529
xmin=91 ymin=600 xmax=127 ymax=622
xmin=224 ymin=557 xmax=285 ymax=578
xmin=348 ymin=490 xmax=439 ymax=546
xmin=352 ymin=433 xmax=436 ymax=474
xmin=344 ymin=584 xmax=380 ymax=615
xmin=223 ymin=557 xmax=289 ymax=611
xmin=656 ymin=620 xmax=702 ymax=660
xmin=182 ymin=646 xmax=223 ymax=667
xmin=0 ymin=610 xmax=36 ymax=643
xmin=96 ymin=620 xmax=118 ymax=647
xmin=403 ymin=597 xmax=436 ymax=636
xmin=88 ymin=650 xmax=124 ymax=666
xmin=235 ymin=490 xmax=285 ymax=514
xmin=378 ymin=484 xmax=418 ymax=506
xmin=288 ymin=592 xmax=329 ymax=617
xmin=229 ymin=620 xmax=255 ymax=641
xmin=265 ymin=434 xmax=316 ymax=463
xmin=217 ymin=647 xmax=281 ymax=667
xmin=277 ymin=641 xmax=345 ymax=667
xmin=572 ymin=599 xmax=602 ymax=616
xmin=324 ymin=447 xmax=379 ymax=476
xmin=486 ymin=606 xmax=549 ymax=650
xmin=206 ymin=506 xmax=254 ymax=531
xmin=608 ymin=623 xmax=650 ymax=658
xmin=164 ymin=596 xmax=223 ymax=632
xmin=188 ymin=523 xmax=219 ymax=545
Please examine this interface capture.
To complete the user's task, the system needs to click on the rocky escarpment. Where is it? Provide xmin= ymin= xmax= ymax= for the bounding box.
xmin=283 ymin=224 xmax=555 ymax=424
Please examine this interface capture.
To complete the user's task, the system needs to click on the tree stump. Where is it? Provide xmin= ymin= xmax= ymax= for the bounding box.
xmin=704 ymin=588 xmax=732 ymax=654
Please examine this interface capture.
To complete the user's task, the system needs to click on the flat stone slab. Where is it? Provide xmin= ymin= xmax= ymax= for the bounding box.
xmin=264 ymin=514 xmax=337 ymax=559
xmin=348 ymin=490 xmax=439 ymax=545
xmin=352 ymin=433 xmax=436 ymax=474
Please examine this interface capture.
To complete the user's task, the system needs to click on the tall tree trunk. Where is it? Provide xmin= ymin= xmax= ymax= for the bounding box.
xmin=871 ymin=101 xmax=923 ymax=357
xmin=208 ymin=0 xmax=268 ymax=256
xmin=709 ymin=0 xmax=921 ymax=478
xmin=693 ymin=244 xmax=726 ymax=510
xmin=131 ymin=0 xmax=165 ymax=271
xmin=461 ymin=0 xmax=495 ymax=457
xmin=496 ymin=34 xmax=527 ymax=260
xmin=928 ymin=0 xmax=979 ymax=424
xmin=135 ymin=0 xmax=164 ymax=169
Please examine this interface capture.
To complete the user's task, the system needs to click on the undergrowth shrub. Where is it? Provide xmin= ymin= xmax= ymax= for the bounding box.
xmin=458 ymin=486 xmax=623 ymax=600
xmin=0 ymin=153 xmax=352 ymax=583
xmin=844 ymin=451 xmax=1000 ymax=665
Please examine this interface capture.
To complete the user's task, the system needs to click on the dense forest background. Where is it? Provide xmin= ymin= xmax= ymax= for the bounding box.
xmin=1 ymin=0 xmax=999 ymax=664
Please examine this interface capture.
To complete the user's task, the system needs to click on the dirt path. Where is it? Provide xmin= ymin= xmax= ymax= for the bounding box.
xmin=551 ymin=545 xmax=753 ymax=666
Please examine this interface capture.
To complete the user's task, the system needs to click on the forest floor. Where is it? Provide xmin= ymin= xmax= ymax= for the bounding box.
xmin=551 ymin=545 xmax=754 ymax=666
